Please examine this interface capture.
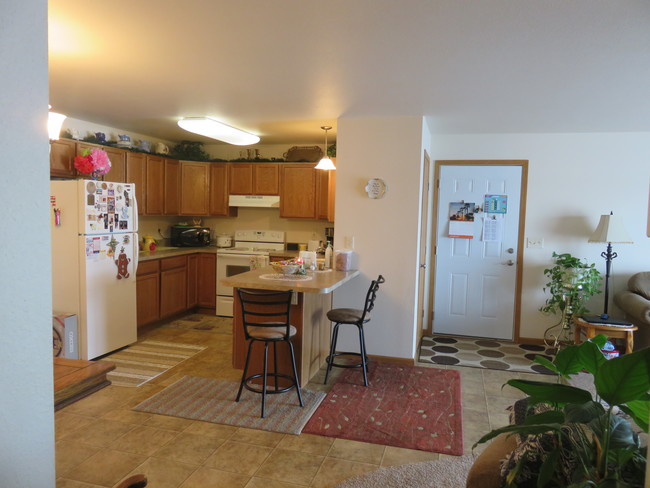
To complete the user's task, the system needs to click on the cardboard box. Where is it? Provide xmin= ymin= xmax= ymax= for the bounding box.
xmin=53 ymin=314 xmax=79 ymax=359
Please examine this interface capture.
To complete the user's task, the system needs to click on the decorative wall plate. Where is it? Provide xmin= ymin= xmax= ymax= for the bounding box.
xmin=365 ymin=178 xmax=387 ymax=199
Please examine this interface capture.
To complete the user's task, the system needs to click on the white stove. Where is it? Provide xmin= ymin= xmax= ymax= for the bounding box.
xmin=216 ymin=230 xmax=285 ymax=316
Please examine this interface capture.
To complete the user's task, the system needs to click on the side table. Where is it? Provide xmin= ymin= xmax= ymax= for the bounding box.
xmin=573 ymin=316 xmax=638 ymax=354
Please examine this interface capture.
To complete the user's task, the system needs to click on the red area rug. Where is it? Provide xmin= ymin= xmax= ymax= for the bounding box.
xmin=303 ymin=363 xmax=463 ymax=455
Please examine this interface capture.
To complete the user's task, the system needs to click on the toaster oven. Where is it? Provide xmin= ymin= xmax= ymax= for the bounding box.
xmin=170 ymin=226 xmax=211 ymax=247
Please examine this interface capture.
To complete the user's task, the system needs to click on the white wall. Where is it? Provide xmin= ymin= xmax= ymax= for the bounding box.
xmin=0 ymin=0 xmax=55 ymax=486
xmin=430 ymin=132 xmax=650 ymax=340
xmin=334 ymin=116 xmax=425 ymax=359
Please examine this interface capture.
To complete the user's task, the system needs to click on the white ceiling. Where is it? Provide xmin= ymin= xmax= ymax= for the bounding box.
xmin=48 ymin=0 xmax=650 ymax=145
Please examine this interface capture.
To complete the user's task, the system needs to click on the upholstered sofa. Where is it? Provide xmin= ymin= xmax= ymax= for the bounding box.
xmin=614 ymin=271 xmax=650 ymax=350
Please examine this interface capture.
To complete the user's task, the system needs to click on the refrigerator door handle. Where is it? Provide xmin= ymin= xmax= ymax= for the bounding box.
xmin=133 ymin=232 xmax=139 ymax=275
xmin=133 ymin=193 xmax=139 ymax=232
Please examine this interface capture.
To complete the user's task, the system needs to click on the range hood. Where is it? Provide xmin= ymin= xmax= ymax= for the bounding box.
xmin=228 ymin=195 xmax=280 ymax=208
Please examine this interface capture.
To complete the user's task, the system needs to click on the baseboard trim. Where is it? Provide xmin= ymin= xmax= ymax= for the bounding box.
xmin=370 ymin=354 xmax=415 ymax=366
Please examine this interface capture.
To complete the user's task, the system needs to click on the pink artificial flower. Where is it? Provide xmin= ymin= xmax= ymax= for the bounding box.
xmin=89 ymin=148 xmax=112 ymax=175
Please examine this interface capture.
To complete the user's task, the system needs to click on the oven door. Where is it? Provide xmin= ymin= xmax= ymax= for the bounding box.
xmin=216 ymin=253 xmax=269 ymax=316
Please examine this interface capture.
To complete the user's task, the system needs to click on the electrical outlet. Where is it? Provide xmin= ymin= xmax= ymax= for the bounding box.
xmin=526 ymin=237 xmax=544 ymax=249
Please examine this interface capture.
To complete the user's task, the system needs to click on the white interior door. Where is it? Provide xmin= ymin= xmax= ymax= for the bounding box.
xmin=433 ymin=164 xmax=523 ymax=340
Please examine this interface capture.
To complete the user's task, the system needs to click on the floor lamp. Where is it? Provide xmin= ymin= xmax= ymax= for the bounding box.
xmin=583 ymin=212 xmax=633 ymax=324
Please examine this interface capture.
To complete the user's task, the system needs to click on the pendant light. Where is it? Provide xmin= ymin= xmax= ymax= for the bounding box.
xmin=315 ymin=126 xmax=336 ymax=170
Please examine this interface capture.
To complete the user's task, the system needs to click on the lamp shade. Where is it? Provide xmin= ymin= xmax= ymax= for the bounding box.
xmin=588 ymin=213 xmax=633 ymax=244
xmin=315 ymin=157 xmax=336 ymax=170
xmin=178 ymin=117 xmax=260 ymax=145
xmin=48 ymin=111 xmax=66 ymax=140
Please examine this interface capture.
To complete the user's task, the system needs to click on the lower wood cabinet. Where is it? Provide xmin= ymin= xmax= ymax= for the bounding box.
xmin=136 ymin=252 xmax=216 ymax=327
xmin=160 ymin=256 xmax=188 ymax=319
xmin=136 ymin=260 xmax=160 ymax=327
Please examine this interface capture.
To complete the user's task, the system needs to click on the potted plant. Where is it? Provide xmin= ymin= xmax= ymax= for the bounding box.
xmin=474 ymin=336 xmax=649 ymax=487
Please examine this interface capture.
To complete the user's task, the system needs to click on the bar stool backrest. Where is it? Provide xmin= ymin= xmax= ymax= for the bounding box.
xmin=359 ymin=275 xmax=385 ymax=323
xmin=237 ymin=288 xmax=294 ymax=340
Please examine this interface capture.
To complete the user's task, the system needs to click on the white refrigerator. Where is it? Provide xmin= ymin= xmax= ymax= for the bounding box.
xmin=51 ymin=179 xmax=139 ymax=360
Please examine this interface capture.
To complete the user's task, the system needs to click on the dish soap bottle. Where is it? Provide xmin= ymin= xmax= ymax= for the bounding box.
xmin=324 ymin=242 xmax=333 ymax=269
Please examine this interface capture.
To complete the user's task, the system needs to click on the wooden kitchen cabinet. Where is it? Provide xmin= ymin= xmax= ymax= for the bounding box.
xmin=229 ymin=163 xmax=279 ymax=195
xmin=280 ymin=163 xmax=317 ymax=219
xmin=187 ymin=254 xmax=198 ymax=308
xmin=197 ymin=253 xmax=216 ymax=308
xmin=126 ymin=152 xmax=146 ymax=214
xmin=50 ymin=138 xmax=77 ymax=178
xmin=164 ymin=158 xmax=180 ymax=215
xmin=316 ymin=159 xmax=336 ymax=222
xmin=209 ymin=163 xmax=232 ymax=216
xmin=180 ymin=161 xmax=209 ymax=216
xmin=160 ymin=256 xmax=188 ymax=318
xmin=145 ymin=155 xmax=164 ymax=215
xmin=103 ymin=147 xmax=127 ymax=183
xmin=136 ymin=260 xmax=160 ymax=327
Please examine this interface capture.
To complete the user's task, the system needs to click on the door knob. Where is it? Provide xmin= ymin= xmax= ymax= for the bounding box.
xmin=506 ymin=248 xmax=514 ymax=254
xmin=420 ymin=264 xmax=427 ymax=269
xmin=506 ymin=260 xmax=515 ymax=266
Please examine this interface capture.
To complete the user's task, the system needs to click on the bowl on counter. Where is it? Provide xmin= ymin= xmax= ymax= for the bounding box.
xmin=271 ymin=262 xmax=300 ymax=275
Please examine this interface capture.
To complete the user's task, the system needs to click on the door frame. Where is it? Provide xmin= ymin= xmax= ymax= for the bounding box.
xmin=416 ymin=150 xmax=432 ymax=345
xmin=428 ymin=160 xmax=529 ymax=342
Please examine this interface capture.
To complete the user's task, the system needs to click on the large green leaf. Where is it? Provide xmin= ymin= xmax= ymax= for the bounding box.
xmin=619 ymin=396 xmax=650 ymax=433
xmin=564 ymin=401 xmax=606 ymax=423
xmin=472 ymin=422 xmax=562 ymax=449
xmin=507 ymin=379 xmax=593 ymax=405
xmin=524 ymin=409 xmax=565 ymax=425
xmin=533 ymin=355 xmax=561 ymax=375
xmin=595 ymin=348 xmax=650 ymax=406
xmin=577 ymin=339 xmax=608 ymax=376
xmin=537 ymin=447 xmax=561 ymax=488
xmin=588 ymin=414 xmax=639 ymax=450
xmin=553 ymin=344 xmax=587 ymax=376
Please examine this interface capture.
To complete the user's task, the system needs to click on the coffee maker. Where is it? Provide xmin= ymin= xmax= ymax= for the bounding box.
xmin=325 ymin=227 xmax=334 ymax=247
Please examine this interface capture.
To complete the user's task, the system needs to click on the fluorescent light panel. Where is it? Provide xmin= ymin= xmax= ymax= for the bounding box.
xmin=178 ymin=117 xmax=260 ymax=145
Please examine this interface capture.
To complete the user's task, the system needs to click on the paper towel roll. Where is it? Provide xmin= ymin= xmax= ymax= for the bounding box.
xmin=308 ymin=240 xmax=320 ymax=251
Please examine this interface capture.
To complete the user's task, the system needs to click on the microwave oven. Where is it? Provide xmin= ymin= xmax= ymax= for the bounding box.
xmin=170 ymin=226 xmax=211 ymax=247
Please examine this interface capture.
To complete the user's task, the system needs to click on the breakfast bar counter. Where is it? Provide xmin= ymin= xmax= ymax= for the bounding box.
xmin=221 ymin=266 xmax=360 ymax=386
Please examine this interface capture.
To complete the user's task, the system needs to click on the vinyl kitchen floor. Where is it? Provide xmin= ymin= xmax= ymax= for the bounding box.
xmin=55 ymin=314 xmax=535 ymax=488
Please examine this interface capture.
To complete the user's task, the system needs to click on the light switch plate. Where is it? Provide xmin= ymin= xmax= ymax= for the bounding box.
xmin=526 ymin=237 xmax=544 ymax=249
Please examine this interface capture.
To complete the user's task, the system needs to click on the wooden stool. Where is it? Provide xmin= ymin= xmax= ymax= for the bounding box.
xmin=573 ymin=316 xmax=638 ymax=354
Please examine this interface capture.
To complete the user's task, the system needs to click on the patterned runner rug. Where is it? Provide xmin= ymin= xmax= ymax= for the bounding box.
xmin=133 ymin=376 xmax=325 ymax=435
xmin=160 ymin=314 xmax=232 ymax=334
xmin=418 ymin=335 xmax=556 ymax=375
xmin=105 ymin=341 xmax=206 ymax=387
xmin=303 ymin=362 xmax=463 ymax=455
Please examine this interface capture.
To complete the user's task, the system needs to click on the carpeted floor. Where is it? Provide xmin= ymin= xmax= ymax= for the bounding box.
xmin=133 ymin=375 xmax=326 ymax=435
xmin=419 ymin=335 xmax=556 ymax=375
xmin=303 ymin=362 xmax=463 ymax=455
xmin=105 ymin=340 xmax=206 ymax=387
xmin=334 ymin=455 xmax=475 ymax=488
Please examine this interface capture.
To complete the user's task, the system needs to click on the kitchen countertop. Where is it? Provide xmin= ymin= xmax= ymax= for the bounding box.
xmin=220 ymin=266 xmax=359 ymax=294
xmin=138 ymin=246 xmax=218 ymax=262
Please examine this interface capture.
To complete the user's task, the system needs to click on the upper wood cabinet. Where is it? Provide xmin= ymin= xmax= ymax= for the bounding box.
xmin=180 ymin=161 xmax=209 ymax=216
xmin=209 ymin=163 xmax=231 ymax=216
xmin=103 ymin=147 xmax=127 ymax=183
xmin=229 ymin=163 xmax=279 ymax=195
xmin=125 ymin=152 xmax=146 ymax=215
xmin=50 ymin=139 xmax=77 ymax=178
xmin=163 ymin=159 xmax=180 ymax=215
xmin=145 ymin=155 xmax=164 ymax=215
xmin=279 ymin=163 xmax=317 ymax=219
xmin=316 ymin=159 xmax=336 ymax=222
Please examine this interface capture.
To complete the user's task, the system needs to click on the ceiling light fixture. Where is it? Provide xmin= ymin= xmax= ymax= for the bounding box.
xmin=178 ymin=117 xmax=260 ymax=146
xmin=48 ymin=105 xmax=66 ymax=141
xmin=315 ymin=126 xmax=336 ymax=170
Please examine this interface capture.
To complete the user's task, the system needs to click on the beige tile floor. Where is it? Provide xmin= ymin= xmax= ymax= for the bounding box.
xmin=55 ymin=318 xmax=538 ymax=488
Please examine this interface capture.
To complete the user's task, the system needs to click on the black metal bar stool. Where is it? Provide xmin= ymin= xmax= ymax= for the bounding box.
xmin=324 ymin=275 xmax=385 ymax=386
xmin=236 ymin=288 xmax=304 ymax=418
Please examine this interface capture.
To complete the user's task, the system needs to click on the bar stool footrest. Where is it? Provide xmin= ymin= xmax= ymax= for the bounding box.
xmin=326 ymin=351 xmax=369 ymax=370
xmin=242 ymin=373 xmax=299 ymax=395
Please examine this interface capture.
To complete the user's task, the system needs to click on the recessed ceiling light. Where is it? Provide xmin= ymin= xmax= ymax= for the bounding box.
xmin=178 ymin=117 xmax=260 ymax=145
